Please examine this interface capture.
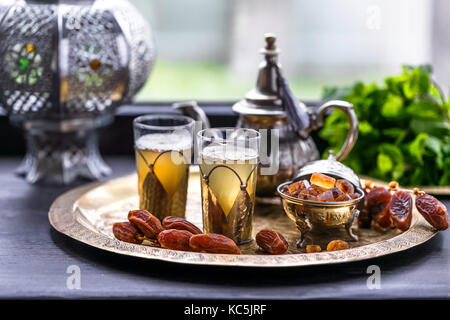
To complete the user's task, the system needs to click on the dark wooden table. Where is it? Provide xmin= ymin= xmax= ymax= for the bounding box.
xmin=0 ymin=157 xmax=449 ymax=299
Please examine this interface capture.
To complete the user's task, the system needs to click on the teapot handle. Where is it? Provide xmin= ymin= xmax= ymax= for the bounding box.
xmin=309 ymin=100 xmax=358 ymax=161
xmin=173 ymin=101 xmax=210 ymax=129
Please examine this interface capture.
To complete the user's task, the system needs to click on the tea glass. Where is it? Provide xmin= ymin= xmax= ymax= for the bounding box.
xmin=133 ymin=114 xmax=194 ymax=219
xmin=197 ymin=128 xmax=260 ymax=244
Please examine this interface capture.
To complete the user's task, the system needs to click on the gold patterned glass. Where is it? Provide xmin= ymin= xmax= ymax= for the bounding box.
xmin=198 ymin=128 xmax=260 ymax=244
xmin=133 ymin=114 xmax=194 ymax=219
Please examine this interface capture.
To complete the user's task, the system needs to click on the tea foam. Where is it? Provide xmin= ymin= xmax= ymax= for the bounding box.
xmin=136 ymin=132 xmax=192 ymax=152
xmin=200 ymin=144 xmax=258 ymax=162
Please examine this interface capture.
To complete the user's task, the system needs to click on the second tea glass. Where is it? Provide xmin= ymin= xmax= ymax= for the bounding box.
xmin=133 ymin=114 xmax=194 ymax=219
xmin=198 ymin=128 xmax=260 ymax=244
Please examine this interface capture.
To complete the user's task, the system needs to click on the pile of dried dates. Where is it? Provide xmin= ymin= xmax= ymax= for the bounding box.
xmin=113 ymin=211 xmax=349 ymax=255
xmin=282 ymin=172 xmax=361 ymax=202
xmin=113 ymin=210 xmax=240 ymax=254
xmin=360 ymin=181 xmax=448 ymax=232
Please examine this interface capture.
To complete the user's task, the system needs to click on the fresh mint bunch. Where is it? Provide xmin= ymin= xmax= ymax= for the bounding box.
xmin=320 ymin=65 xmax=450 ymax=186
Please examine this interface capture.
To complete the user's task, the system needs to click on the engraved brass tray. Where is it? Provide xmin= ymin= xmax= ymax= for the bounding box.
xmin=49 ymin=168 xmax=438 ymax=267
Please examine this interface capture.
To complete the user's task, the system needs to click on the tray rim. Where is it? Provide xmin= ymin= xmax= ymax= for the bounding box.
xmin=48 ymin=174 xmax=439 ymax=268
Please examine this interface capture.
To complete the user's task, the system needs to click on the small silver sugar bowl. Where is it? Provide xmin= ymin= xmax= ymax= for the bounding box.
xmin=277 ymin=151 xmax=364 ymax=247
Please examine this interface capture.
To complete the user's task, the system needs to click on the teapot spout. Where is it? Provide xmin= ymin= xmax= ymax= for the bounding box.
xmin=173 ymin=101 xmax=210 ymax=129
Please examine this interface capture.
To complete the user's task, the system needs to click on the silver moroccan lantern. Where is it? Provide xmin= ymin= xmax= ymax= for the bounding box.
xmin=0 ymin=0 xmax=155 ymax=184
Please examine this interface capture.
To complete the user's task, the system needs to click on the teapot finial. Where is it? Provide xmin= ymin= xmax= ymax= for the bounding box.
xmin=232 ymin=33 xmax=295 ymax=117
xmin=328 ymin=149 xmax=336 ymax=160
xmin=264 ymin=33 xmax=277 ymax=50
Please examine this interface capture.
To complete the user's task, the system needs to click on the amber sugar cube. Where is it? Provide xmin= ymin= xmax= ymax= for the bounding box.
xmin=317 ymin=190 xmax=335 ymax=202
xmin=305 ymin=184 xmax=326 ymax=196
xmin=336 ymin=179 xmax=354 ymax=194
xmin=286 ymin=181 xmax=304 ymax=194
xmin=283 ymin=180 xmax=311 ymax=197
xmin=306 ymin=245 xmax=322 ymax=253
xmin=298 ymin=193 xmax=317 ymax=201
xmin=334 ymin=193 xmax=351 ymax=202
xmin=310 ymin=172 xmax=336 ymax=189
xmin=349 ymin=192 xmax=361 ymax=200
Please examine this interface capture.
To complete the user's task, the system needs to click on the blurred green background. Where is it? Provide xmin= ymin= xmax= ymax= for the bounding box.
xmin=135 ymin=60 xmax=386 ymax=102
xmin=131 ymin=0 xmax=450 ymax=103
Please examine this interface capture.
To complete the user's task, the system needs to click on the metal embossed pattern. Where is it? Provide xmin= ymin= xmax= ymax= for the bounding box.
xmin=0 ymin=0 xmax=155 ymax=119
xmin=0 ymin=1 xmax=56 ymax=117
xmin=0 ymin=0 xmax=155 ymax=184
xmin=49 ymin=169 xmax=438 ymax=267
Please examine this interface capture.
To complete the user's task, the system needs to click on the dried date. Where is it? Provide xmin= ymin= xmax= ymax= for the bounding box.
xmin=358 ymin=205 xmax=372 ymax=228
xmin=157 ymin=229 xmax=193 ymax=251
xmin=415 ymin=194 xmax=448 ymax=231
xmin=189 ymin=233 xmax=240 ymax=254
xmin=112 ymin=222 xmax=143 ymax=244
xmin=389 ymin=191 xmax=413 ymax=231
xmin=162 ymin=216 xmax=202 ymax=234
xmin=255 ymin=229 xmax=289 ymax=254
xmin=128 ymin=210 xmax=163 ymax=239
xmin=366 ymin=186 xmax=392 ymax=228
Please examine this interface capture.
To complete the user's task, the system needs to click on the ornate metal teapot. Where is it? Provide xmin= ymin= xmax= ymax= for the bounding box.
xmin=176 ymin=34 xmax=358 ymax=197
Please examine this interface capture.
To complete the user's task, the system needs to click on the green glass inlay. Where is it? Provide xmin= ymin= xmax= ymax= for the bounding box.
xmin=19 ymin=58 xmax=29 ymax=71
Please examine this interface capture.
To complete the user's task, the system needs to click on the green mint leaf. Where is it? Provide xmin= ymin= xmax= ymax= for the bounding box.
xmin=410 ymin=118 xmax=450 ymax=137
xmin=408 ymin=133 xmax=428 ymax=165
xmin=381 ymin=94 xmax=403 ymax=118
xmin=377 ymin=153 xmax=393 ymax=175
xmin=425 ymin=135 xmax=443 ymax=168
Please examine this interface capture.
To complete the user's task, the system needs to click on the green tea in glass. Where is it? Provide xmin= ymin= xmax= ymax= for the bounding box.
xmin=133 ymin=114 xmax=194 ymax=219
xmin=198 ymin=128 xmax=260 ymax=244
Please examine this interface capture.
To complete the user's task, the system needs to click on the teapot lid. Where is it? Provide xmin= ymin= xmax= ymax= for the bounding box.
xmin=293 ymin=150 xmax=361 ymax=188
xmin=232 ymin=34 xmax=307 ymax=117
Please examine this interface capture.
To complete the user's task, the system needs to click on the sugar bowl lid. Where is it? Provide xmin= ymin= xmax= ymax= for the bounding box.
xmin=293 ymin=150 xmax=361 ymax=188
